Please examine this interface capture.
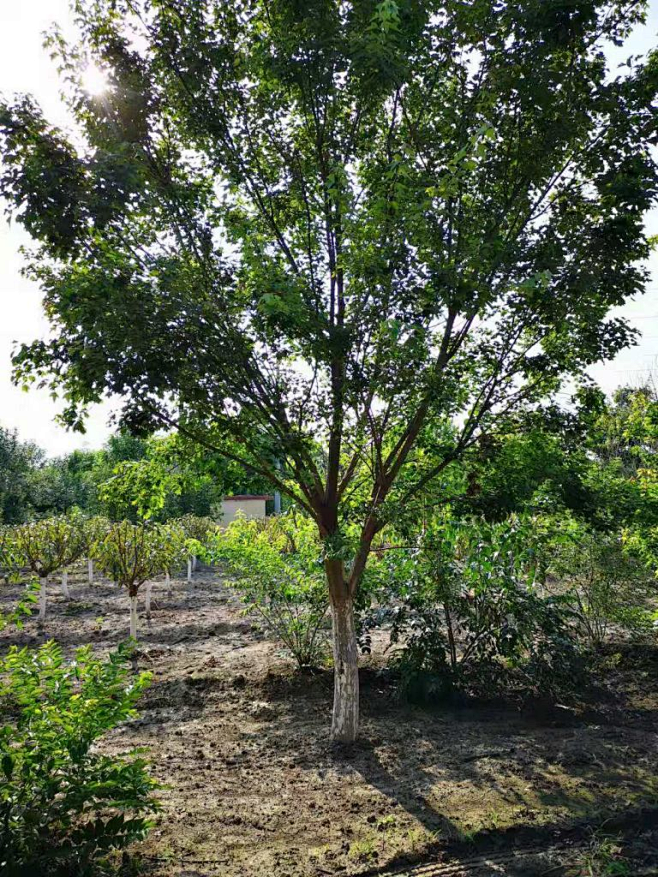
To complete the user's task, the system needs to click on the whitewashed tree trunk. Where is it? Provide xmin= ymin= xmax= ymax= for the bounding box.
xmin=88 ymin=559 xmax=94 ymax=583
xmin=192 ymin=554 xmax=198 ymax=571
xmin=165 ymin=570 xmax=171 ymax=594
xmin=145 ymin=582 xmax=153 ymax=619
xmin=129 ymin=594 xmax=138 ymax=639
xmin=38 ymin=577 xmax=47 ymax=622
xmin=326 ymin=557 xmax=359 ymax=744
xmin=187 ymin=558 xmax=192 ymax=582
xmin=330 ymin=594 xmax=359 ymax=743
xmin=60 ymin=571 xmax=70 ymax=600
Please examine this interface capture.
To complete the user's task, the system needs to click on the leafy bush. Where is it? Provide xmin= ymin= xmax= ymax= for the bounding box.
xmin=214 ymin=513 xmax=329 ymax=670
xmin=553 ymin=525 xmax=656 ymax=645
xmin=0 ymin=641 xmax=158 ymax=876
xmin=178 ymin=514 xmax=216 ymax=547
xmin=370 ymin=515 xmax=583 ymax=703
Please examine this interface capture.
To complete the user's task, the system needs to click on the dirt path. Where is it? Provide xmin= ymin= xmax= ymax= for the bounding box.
xmin=1 ymin=566 xmax=657 ymax=876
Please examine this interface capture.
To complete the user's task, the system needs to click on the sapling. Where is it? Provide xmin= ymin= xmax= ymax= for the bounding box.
xmin=158 ymin=520 xmax=186 ymax=600
xmin=11 ymin=516 xmax=87 ymax=622
xmin=148 ymin=523 xmax=187 ymax=618
xmin=215 ymin=515 xmax=330 ymax=671
xmin=82 ymin=515 xmax=111 ymax=587
xmin=178 ymin=515 xmax=215 ymax=581
xmin=94 ymin=521 xmax=184 ymax=637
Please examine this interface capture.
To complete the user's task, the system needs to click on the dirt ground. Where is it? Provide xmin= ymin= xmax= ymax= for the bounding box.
xmin=1 ymin=566 xmax=658 ymax=877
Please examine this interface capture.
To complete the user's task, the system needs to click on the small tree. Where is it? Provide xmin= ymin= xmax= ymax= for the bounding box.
xmin=11 ymin=516 xmax=87 ymax=622
xmin=178 ymin=514 xmax=216 ymax=578
xmin=215 ymin=514 xmax=329 ymax=670
xmin=81 ymin=514 xmax=111 ymax=584
xmin=146 ymin=521 xmax=187 ymax=615
xmin=93 ymin=521 xmax=174 ymax=638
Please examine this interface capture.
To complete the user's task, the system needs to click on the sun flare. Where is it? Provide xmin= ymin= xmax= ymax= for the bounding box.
xmin=81 ymin=64 xmax=109 ymax=96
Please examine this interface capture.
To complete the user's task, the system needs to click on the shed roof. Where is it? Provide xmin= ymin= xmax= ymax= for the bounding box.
xmin=223 ymin=494 xmax=274 ymax=501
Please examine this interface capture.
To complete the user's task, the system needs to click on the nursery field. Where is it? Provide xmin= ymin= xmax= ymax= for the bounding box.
xmin=2 ymin=565 xmax=657 ymax=877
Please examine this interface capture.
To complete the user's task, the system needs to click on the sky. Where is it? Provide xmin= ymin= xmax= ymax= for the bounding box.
xmin=0 ymin=2 xmax=657 ymax=457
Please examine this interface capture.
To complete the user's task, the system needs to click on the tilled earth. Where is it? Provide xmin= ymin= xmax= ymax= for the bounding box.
xmin=1 ymin=566 xmax=657 ymax=877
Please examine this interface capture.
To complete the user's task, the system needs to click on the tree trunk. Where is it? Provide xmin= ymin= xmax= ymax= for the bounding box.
xmin=38 ymin=577 xmax=47 ymax=622
xmin=60 ymin=571 xmax=70 ymax=600
xmin=145 ymin=582 xmax=153 ymax=619
xmin=192 ymin=554 xmax=197 ymax=571
xmin=326 ymin=559 xmax=359 ymax=743
xmin=129 ymin=593 xmax=138 ymax=639
xmin=88 ymin=559 xmax=94 ymax=584
xmin=187 ymin=558 xmax=192 ymax=582
xmin=165 ymin=570 xmax=171 ymax=594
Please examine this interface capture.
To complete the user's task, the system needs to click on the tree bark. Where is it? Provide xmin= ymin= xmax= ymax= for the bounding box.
xmin=145 ymin=581 xmax=153 ymax=619
xmin=129 ymin=593 xmax=138 ymax=639
xmin=187 ymin=558 xmax=192 ymax=582
xmin=60 ymin=571 xmax=70 ymax=600
xmin=326 ymin=559 xmax=359 ymax=743
xmin=88 ymin=559 xmax=94 ymax=584
xmin=165 ymin=570 xmax=171 ymax=594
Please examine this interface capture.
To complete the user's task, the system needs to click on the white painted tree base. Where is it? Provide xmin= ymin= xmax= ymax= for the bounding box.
xmin=187 ymin=559 xmax=192 ymax=582
xmin=330 ymin=597 xmax=360 ymax=743
xmin=60 ymin=572 xmax=70 ymax=600
xmin=88 ymin=559 xmax=94 ymax=584
xmin=130 ymin=595 xmax=138 ymax=639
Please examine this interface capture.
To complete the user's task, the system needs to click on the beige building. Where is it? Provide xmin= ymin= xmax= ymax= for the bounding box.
xmin=220 ymin=495 xmax=273 ymax=527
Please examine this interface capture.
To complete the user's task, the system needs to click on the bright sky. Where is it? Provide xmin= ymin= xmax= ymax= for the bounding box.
xmin=0 ymin=2 xmax=657 ymax=456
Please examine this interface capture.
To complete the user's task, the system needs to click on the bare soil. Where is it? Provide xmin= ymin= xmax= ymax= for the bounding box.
xmin=1 ymin=566 xmax=657 ymax=877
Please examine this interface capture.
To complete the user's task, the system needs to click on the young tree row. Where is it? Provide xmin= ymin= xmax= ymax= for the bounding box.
xmin=1 ymin=514 xmax=218 ymax=637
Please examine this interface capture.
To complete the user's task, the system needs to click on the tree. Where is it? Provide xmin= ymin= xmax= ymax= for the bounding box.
xmin=11 ymin=516 xmax=87 ymax=621
xmin=0 ymin=428 xmax=44 ymax=524
xmin=93 ymin=521 xmax=179 ymax=638
xmin=1 ymin=0 xmax=657 ymax=741
xmin=177 ymin=513 xmax=215 ymax=578
xmin=29 ymin=451 xmax=96 ymax=517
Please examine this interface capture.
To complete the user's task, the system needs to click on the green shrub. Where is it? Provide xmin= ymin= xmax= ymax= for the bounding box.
xmin=371 ymin=515 xmax=583 ymax=703
xmin=554 ymin=527 xmax=656 ymax=645
xmin=0 ymin=641 xmax=158 ymax=876
xmin=214 ymin=513 xmax=329 ymax=670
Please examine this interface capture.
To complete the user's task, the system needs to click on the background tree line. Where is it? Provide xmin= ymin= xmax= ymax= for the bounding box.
xmin=4 ymin=379 xmax=658 ymax=540
xmin=0 ymin=429 xmax=271 ymax=524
